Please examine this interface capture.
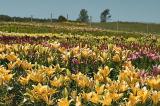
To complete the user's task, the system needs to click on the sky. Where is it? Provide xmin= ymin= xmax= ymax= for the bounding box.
xmin=0 ymin=0 xmax=160 ymax=23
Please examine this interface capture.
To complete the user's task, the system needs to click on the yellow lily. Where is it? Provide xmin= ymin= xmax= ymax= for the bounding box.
xmin=18 ymin=75 xmax=30 ymax=85
xmin=90 ymin=92 xmax=100 ymax=104
xmin=137 ymin=89 xmax=149 ymax=104
xmin=95 ymin=85 xmax=105 ymax=94
xmin=151 ymin=91 xmax=160 ymax=105
xmin=6 ymin=53 xmax=17 ymax=62
xmin=101 ymin=93 xmax=112 ymax=106
xmin=98 ymin=66 xmax=110 ymax=77
xmin=128 ymin=93 xmax=140 ymax=106
xmin=112 ymin=54 xmax=121 ymax=62
xmin=58 ymin=97 xmax=72 ymax=106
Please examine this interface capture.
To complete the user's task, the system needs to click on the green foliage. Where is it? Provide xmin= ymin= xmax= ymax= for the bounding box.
xmin=58 ymin=15 xmax=67 ymax=22
xmin=77 ymin=9 xmax=89 ymax=23
xmin=100 ymin=9 xmax=111 ymax=23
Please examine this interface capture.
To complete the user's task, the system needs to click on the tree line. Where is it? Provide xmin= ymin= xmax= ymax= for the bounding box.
xmin=0 ymin=9 xmax=111 ymax=23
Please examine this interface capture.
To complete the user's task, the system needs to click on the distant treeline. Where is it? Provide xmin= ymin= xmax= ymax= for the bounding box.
xmin=0 ymin=15 xmax=58 ymax=22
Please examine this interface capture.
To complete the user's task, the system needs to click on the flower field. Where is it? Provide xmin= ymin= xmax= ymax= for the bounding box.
xmin=0 ymin=30 xmax=160 ymax=106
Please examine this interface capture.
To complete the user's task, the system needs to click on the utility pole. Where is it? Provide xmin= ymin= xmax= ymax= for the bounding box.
xmin=67 ymin=14 xmax=69 ymax=20
xmin=14 ymin=18 xmax=16 ymax=22
xmin=147 ymin=23 xmax=149 ymax=34
xmin=117 ymin=20 xmax=119 ymax=32
xmin=31 ymin=15 xmax=33 ymax=22
xmin=50 ymin=13 xmax=53 ymax=23
xmin=89 ymin=16 xmax=92 ymax=27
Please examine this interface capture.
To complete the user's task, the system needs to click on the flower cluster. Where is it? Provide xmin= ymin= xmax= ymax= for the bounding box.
xmin=0 ymin=40 xmax=160 ymax=106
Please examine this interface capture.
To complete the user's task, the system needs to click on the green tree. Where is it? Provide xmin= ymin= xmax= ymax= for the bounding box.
xmin=58 ymin=15 xmax=67 ymax=22
xmin=100 ymin=9 xmax=111 ymax=22
xmin=77 ymin=9 xmax=89 ymax=23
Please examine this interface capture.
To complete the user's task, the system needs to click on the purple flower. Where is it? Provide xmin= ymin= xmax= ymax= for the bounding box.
xmin=152 ymin=65 xmax=160 ymax=76
xmin=139 ymin=70 xmax=149 ymax=79
xmin=72 ymin=58 xmax=80 ymax=65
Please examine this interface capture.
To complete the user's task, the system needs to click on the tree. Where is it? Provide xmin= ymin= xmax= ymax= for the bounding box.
xmin=58 ymin=15 xmax=67 ymax=22
xmin=100 ymin=9 xmax=111 ymax=22
xmin=77 ymin=9 xmax=89 ymax=23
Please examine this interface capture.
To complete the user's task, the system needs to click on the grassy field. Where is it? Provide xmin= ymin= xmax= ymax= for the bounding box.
xmin=0 ymin=21 xmax=159 ymax=38
xmin=92 ymin=22 xmax=160 ymax=34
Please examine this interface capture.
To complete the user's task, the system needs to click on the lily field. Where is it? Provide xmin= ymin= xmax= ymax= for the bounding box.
xmin=0 ymin=22 xmax=160 ymax=106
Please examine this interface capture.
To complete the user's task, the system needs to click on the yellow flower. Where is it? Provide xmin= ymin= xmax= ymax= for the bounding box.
xmin=0 ymin=53 xmax=5 ymax=60
xmin=75 ymin=96 xmax=82 ymax=106
xmin=95 ymin=84 xmax=105 ymax=94
xmin=18 ymin=75 xmax=30 ymax=85
xmin=29 ymin=71 xmax=45 ymax=83
xmin=50 ymin=76 xmax=64 ymax=88
xmin=44 ymin=66 xmax=55 ymax=76
xmin=90 ymin=92 xmax=100 ymax=104
xmin=0 ymin=66 xmax=14 ymax=85
xmin=81 ymin=49 xmax=90 ymax=58
xmin=123 ymin=61 xmax=133 ymax=69
xmin=71 ymin=91 xmax=77 ymax=100
xmin=131 ymin=87 xmax=140 ymax=96
xmin=106 ymin=82 xmax=118 ymax=92
xmin=113 ymin=46 xmax=122 ymax=54
xmin=6 ymin=53 xmax=17 ymax=62
xmin=73 ymin=72 xmax=90 ymax=88
xmin=52 ymin=42 xmax=60 ymax=48
xmin=98 ymin=66 xmax=110 ymax=77
xmin=72 ymin=46 xmax=80 ymax=55
xmin=21 ymin=61 xmax=32 ymax=70
xmin=111 ymin=93 xmax=123 ymax=101
xmin=147 ymin=77 xmax=160 ymax=90
xmin=101 ymin=93 xmax=112 ymax=106
xmin=151 ymin=91 xmax=160 ymax=105
xmin=26 ymin=83 xmax=57 ymax=105
xmin=53 ymin=64 xmax=65 ymax=73
xmin=0 ymin=46 xmax=5 ymax=53
xmin=58 ymin=98 xmax=72 ymax=106
xmin=94 ymin=74 xmax=104 ymax=82
xmin=112 ymin=54 xmax=121 ymax=62
xmin=81 ymin=92 xmax=92 ymax=102
xmin=7 ymin=62 xmax=16 ymax=70
xmin=118 ymin=81 xmax=128 ymax=92
xmin=101 ymin=52 xmax=108 ymax=60
xmin=58 ymin=47 xmax=66 ymax=53
xmin=32 ymin=83 xmax=57 ymax=95
xmin=137 ymin=89 xmax=149 ymax=104
xmin=128 ymin=93 xmax=140 ymax=106
xmin=3 ymin=74 xmax=14 ymax=82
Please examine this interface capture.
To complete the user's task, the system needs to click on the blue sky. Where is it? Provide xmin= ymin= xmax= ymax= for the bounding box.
xmin=0 ymin=0 xmax=160 ymax=23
